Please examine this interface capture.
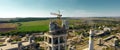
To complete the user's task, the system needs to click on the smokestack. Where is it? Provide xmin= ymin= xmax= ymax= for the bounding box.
xmin=89 ymin=29 xmax=94 ymax=50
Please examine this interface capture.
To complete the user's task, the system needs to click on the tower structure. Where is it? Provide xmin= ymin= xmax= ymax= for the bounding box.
xmin=44 ymin=11 xmax=68 ymax=50
xmin=89 ymin=29 xmax=94 ymax=50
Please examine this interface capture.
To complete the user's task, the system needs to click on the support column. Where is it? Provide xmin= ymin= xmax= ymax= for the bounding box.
xmin=46 ymin=46 xmax=50 ymax=50
xmin=65 ymin=36 xmax=67 ymax=50
xmin=44 ymin=36 xmax=46 ymax=42
xmin=18 ymin=42 xmax=22 ymax=50
xmin=51 ymin=37 xmax=54 ymax=50
xmin=44 ymin=36 xmax=47 ymax=50
xmin=47 ymin=37 xmax=49 ymax=43
xmin=58 ymin=37 xmax=60 ymax=50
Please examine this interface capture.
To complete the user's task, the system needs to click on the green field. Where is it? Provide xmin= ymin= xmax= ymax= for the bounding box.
xmin=18 ymin=19 xmax=77 ymax=32
xmin=18 ymin=20 xmax=50 ymax=32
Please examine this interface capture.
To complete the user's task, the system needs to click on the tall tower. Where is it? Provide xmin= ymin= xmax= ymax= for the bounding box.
xmin=44 ymin=11 xmax=68 ymax=50
xmin=89 ymin=29 xmax=94 ymax=50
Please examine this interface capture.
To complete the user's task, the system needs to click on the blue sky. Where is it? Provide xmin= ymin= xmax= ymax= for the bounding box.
xmin=0 ymin=0 xmax=120 ymax=18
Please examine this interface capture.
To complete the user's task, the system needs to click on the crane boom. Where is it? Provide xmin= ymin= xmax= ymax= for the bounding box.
xmin=50 ymin=13 xmax=60 ymax=15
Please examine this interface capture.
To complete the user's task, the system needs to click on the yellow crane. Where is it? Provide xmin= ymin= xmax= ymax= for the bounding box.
xmin=50 ymin=11 xmax=62 ymax=27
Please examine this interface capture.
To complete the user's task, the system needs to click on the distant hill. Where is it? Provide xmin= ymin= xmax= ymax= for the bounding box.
xmin=0 ymin=18 xmax=14 ymax=21
xmin=0 ymin=17 xmax=119 ymax=22
xmin=0 ymin=17 xmax=119 ymax=34
xmin=0 ymin=17 xmax=70 ymax=23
